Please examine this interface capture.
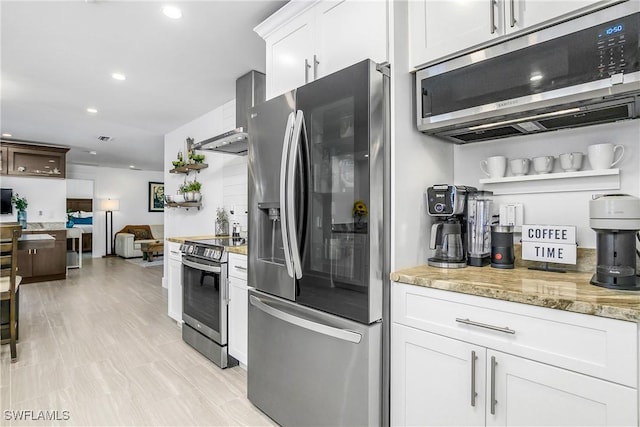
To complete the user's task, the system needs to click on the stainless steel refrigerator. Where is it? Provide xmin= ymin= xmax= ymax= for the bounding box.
xmin=247 ymin=59 xmax=389 ymax=426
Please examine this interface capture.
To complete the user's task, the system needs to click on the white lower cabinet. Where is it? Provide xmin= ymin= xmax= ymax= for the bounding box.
xmin=228 ymin=253 xmax=248 ymax=367
xmin=167 ymin=241 xmax=182 ymax=323
xmin=392 ymin=324 xmax=485 ymax=426
xmin=391 ymin=282 xmax=638 ymax=426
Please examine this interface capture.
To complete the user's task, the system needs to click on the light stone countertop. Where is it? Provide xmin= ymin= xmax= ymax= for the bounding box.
xmin=391 ymin=264 xmax=640 ymax=322
xmin=166 ymin=235 xmax=247 ymax=256
xmin=24 ymin=222 xmax=67 ymax=231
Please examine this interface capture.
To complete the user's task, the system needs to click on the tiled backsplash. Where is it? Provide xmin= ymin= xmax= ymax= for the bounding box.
xmin=222 ymin=155 xmax=248 ymax=232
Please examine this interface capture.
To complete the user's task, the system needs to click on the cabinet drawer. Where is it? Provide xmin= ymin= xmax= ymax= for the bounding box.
xmin=392 ymin=282 xmax=637 ymax=387
xmin=228 ymin=253 xmax=247 ymax=281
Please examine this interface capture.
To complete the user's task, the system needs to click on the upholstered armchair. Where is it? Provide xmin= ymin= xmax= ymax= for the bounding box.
xmin=114 ymin=224 xmax=164 ymax=258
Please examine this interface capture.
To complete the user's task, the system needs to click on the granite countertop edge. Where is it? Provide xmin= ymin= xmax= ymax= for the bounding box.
xmin=391 ymin=266 xmax=640 ymax=323
xmin=166 ymin=235 xmax=247 ymax=256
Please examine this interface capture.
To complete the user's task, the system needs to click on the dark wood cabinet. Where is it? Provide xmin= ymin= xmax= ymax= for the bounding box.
xmin=17 ymin=230 xmax=67 ymax=283
xmin=1 ymin=141 xmax=69 ymax=178
xmin=0 ymin=146 xmax=6 ymax=174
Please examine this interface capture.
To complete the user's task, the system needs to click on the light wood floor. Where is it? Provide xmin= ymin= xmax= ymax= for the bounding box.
xmin=0 ymin=256 xmax=276 ymax=426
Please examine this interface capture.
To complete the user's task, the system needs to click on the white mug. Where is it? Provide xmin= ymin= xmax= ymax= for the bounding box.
xmin=509 ymin=158 xmax=529 ymax=176
xmin=533 ymin=156 xmax=554 ymax=174
xmin=480 ymin=156 xmax=507 ymax=178
xmin=588 ymin=143 xmax=624 ymax=170
xmin=559 ymin=152 xmax=583 ymax=172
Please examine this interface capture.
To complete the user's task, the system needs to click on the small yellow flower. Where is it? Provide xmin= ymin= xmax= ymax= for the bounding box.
xmin=352 ymin=200 xmax=368 ymax=217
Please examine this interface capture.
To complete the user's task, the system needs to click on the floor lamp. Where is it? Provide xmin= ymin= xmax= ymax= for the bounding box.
xmin=100 ymin=198 xmax=120 ymax=257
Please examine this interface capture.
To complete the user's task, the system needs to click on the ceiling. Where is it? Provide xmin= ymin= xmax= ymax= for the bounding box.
xmin=0 ymin=0 xmax=286 ymax=172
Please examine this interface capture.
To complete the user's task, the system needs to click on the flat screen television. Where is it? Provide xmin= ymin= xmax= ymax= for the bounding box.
xmin=1 ymin=188 xmax=13 ymax=214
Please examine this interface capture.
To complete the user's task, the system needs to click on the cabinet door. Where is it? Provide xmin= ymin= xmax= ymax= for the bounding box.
xmin=409 ymin=0 xmax=504 ymax=68
xmin=167 ymin=256 xmax=183 ymax=322
xmin=391 ymin=323 xmax=485 ymax=427
xmin=266 ymin=12 xmax=315 ymax=99
xmin=228 ymin=276 xmax=248 ymax=367
xmin=0 ymin=146 xmax=7 ymax=175
xmin=315 ymin=0 xmax=388 ymax=78
xmin=507 ymin=0 xmax=604 ymax=34
xmin=487 ymin=350 xmax=637 ymax=426
xmin=16 ymin=249 xmax=33 ymax=278
xmin=32 ymin=237 xmax=66 ymax=277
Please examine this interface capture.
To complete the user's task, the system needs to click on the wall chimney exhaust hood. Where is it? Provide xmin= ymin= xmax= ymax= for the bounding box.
xmin=194 ymin=70 xmax=265 ymax=155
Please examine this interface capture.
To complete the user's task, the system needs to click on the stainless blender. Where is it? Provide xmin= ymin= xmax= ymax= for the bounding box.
xmin=466 ymin=191 xmax=493 ymax=267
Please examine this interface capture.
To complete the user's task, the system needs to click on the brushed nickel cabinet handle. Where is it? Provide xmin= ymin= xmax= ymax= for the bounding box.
xmin=313 ymin=54 xmax=319 ymax=80
xmin=510 ymin=0 xmax=517 ymax=27
xmin=456 ymin=318 xmax=515 ymax=335
xmin=304 ymin=59 xmax=311 ymax=83
xmin=490 ymin=0 xmax=497 ymax=34
xmin=490 ymin=356 xmax=497 ymax=415
xmin=470 ymin=350 xmax=477 ymax=407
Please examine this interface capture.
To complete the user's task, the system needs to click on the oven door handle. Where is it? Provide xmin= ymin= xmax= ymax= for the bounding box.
xmin=250 ymin=295 xmax=362 ymax=344
xmin=182 ymin=258 xmax=221 ymax=273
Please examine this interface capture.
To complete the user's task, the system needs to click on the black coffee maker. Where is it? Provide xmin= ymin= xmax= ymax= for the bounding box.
xmin=426 ymin=185 xmax=476 ymax=268
xmin=589 ymin=194 xmax=640 ymax=290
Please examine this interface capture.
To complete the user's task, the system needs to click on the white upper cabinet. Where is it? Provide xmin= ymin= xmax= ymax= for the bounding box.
xmin=256 ymin=0 xmax=388 ymax=100
xmin=410 ymin=0 xmax=614 ymax=69
xmin=265 ymin=12 xmax=315 ymax=99
xmin=409 ymin=0 xmax=504 ymax=69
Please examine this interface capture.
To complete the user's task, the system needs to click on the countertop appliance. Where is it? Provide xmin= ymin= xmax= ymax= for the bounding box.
xmin=467 ymin=191 xmax=493 ymax=267
xmin=426 ymin=185 xmax=476 ymax=268
xmin=416 ymin=2 xmax=640 ymax=143
xmin=589 ymin=194 xmax=640 ymax=290
xmin=247 ymin=59 xmax=389 ymax=426
xmin=180 ymin=238 xmax=241 ymax=368
xmin=192 ymin=70 xmax=265 ymax=155
xmin=491 ymin=225 xmax=515 ymax=269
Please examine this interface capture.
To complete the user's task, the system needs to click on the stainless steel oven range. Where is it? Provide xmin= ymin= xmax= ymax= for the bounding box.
xmin=181 ymin=239 xmax=237 ymax=369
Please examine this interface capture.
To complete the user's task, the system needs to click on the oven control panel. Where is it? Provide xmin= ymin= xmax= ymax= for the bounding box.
xmin=181 ymin=242 xmax=226 ymax=262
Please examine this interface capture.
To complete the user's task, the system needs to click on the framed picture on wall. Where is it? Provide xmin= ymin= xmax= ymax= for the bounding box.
xmin=149 ymin=182 xmax=164 ymax=212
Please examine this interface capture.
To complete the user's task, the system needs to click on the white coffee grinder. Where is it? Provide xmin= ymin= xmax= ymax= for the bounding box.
xmin=589 ymin=194 xmax=640 ymax=290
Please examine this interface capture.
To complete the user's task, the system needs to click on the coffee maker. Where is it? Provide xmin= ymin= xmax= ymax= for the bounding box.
xmin=426 ymin=185 xmax=476 ymax=268
xmin=589 ymin=194 xmax=640 ymax=290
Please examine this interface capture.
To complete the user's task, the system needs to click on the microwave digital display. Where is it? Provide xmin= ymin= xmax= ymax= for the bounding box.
xmin=603 ymin=24 xmax=624 ymax=36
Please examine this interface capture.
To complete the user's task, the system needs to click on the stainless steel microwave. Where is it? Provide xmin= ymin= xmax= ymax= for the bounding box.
xmin=416 ymin=2 xmax=640 ymax=143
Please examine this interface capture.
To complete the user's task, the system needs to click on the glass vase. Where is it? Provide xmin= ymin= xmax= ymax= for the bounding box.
xmin=17 ymin=209 xmax=27 ymax=229
xmin=215 ymin=222 xmax=229 ymax=236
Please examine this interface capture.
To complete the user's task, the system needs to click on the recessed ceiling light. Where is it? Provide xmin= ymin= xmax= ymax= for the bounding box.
xmin=163 ymin=6 xmax=182 ymax=19
xmin=2 ymin=133 xmax=12 ymax=137
xmin=112 ymin=72 xmax=126 ymax=81
xmin=129 ymin=165 xmax=136 ymax=169
xmin=88 ymin=151 xmax=97 ymax=155
xmin=87 ymin=107 xmax=98 ymax=114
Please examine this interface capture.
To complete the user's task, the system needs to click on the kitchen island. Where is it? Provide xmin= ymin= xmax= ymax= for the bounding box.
xmin=17 ymin=222 xmax=67 ymax=283
xmin=391 ymin=264 xmax=639 ymax=427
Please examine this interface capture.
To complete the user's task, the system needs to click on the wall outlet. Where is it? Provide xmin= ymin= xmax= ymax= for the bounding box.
xmin=499 ymin=203 xmax=524 ymax=228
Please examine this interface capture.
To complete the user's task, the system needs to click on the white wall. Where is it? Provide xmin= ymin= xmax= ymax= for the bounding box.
xmin=67 ymin=164 xmax=164 ymax=256
xmin=0 ymin=176 xmax=66 ymax=223
xmin=390 ymin=0 xmax=454 ymax=271
xmin=66 ymin=178 xmax=94 ymax=198
xmin=454 ymin=119 xmax=640 ymax=248
xmin=163 ymin=99 xmax=236 ymax=240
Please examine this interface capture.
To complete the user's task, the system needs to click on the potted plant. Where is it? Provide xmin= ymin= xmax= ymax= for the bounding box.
xmin=11 ymin=194 xmax=28 ymax=229
xmin=216 ymin=207 xmax=229 ymax=236
xmin=66 ymin=209 xmax=76 ymax=228
xmin=182 ymin=179 xmax=202 ymax=202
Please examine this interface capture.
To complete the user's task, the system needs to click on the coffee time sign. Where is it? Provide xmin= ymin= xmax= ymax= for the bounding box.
xmin=521 ymin=225 xmax=577 ymax=265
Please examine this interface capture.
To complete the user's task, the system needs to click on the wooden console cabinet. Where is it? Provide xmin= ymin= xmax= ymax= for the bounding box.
xmin=1 ymin=141 xmax=69 ymax=178
xmin=17 ymin=230 xmax=67 ymax=283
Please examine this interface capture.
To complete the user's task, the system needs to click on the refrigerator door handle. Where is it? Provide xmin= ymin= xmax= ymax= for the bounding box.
xmin=280 ymin=112 xmax=296 ymax=278
xmin=287 ymin=110 xmax=305 ymax=279
xmin=250 ymin=295 xmax=362 ymax=344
